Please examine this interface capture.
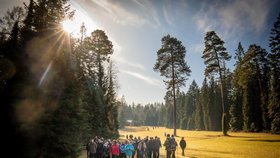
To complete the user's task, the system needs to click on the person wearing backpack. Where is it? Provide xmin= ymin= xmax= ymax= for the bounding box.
xmin=170 ymin=135 xmax=177 ymax=158
xmin=179 ymin=137 xmax=186 ymax=156
xmin=163 ymin=134 xmax=172 ymax=158
xmin=132 ymin=137 xmax=139 ymax=158
xmin=137 ymin=140 xmax=147 ymax=158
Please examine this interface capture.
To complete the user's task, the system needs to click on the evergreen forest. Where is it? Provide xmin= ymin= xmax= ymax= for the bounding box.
xmin=0 ymin=0 xmax=279 ymax=158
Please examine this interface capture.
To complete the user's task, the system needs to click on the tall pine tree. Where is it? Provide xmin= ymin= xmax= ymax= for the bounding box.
xmin=154 ymin=35 xmax=191 ymax=136
xmin=268 ymin=13 xmax=280 ymax=134
xmin=202 ymin=31 xmax=231 ymax=135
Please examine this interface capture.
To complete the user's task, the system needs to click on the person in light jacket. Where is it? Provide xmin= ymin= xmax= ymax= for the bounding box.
xmin=125 ymin=140 xmax=135 ymax=158
xmin=89 ymin=139 xmax=97 ymax=158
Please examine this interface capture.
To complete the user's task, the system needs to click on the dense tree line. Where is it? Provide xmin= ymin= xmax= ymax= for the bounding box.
xmin=175 ymin=13 xmax=280 ymax=134
xmin=151 ymin=14 xmax=280 ymax=135
xmin=1 ymin=0 xmax=279 ymax=157
xmin=118 ymin=97 xmax=165 ymax=128
xmin=0 ymin=0 xmax=119 ymax=157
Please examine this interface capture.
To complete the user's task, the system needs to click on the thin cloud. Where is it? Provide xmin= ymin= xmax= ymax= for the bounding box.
xmin=193 ymin=0 xmax=271 ymax=39
xmin=189 ymin=43 xmax=204 ymax=55
xmin=163 ymin=5 xmax=173 ymax=26
xmin=89 ymin=0 xmax=154 ymax=26
xmin=114 ymin=57 xmax=146 ymax=71
xmin=131 ymin=0 xmax=161 ymax=27
xmin=121 ymin=70 xmax=161 ymax=86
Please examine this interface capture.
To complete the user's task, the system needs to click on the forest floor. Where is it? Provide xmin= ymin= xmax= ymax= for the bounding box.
xmin=79 ymin=126 xmax=280 ymax=158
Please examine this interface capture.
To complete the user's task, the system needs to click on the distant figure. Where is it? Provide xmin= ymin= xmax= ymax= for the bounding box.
xmin=179 ymin=137 xmax=186 ymax=156
xmin=164 ymin=132 xmax=166 ymax=137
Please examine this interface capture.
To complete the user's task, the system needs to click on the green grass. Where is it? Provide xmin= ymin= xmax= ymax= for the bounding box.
xmin=79 ymin=126 xmax=280 ymax=158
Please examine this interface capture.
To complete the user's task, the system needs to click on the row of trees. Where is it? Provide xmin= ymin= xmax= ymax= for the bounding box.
xmin=118 ymin=98 xmax=164 ymax=128
xmin=152 ymin=13 xmax=280 ymax=135
xmin=0 ymin=0 xmax=119 ymax=157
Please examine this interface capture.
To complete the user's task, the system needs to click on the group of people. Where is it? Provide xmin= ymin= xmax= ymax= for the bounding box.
xmin=86 ymin=134 xmax=187 ymax=158
xmin=86 ymin=135 xmax=162 ymax=158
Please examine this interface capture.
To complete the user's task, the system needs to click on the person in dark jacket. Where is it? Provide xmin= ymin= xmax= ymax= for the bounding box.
xmin=179 ymin=137 xmax=186 ymax=156
xmin=96 ymin=139 xmax=104 ymax=158
xmin=154 ymin=136 xmax=161 ymax=158
xmin=163 ymin=134 xmax=172 ymax=158
xmin=170 ymin=135 xmax=177 ymax=158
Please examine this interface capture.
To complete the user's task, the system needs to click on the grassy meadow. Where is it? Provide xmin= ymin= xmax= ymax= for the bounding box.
xmin=80 ymin=126 xmax=280 ymax=158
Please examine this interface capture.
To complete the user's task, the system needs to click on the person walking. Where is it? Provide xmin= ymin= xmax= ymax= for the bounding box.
xmin=154 ymin=136 xmax=161 ymax=158
xmin=179 ymin=137 xmax=186 ymax=156
xmin=163 ymin=134 xmax=172 ymax=158
xmin=170 ymin=135 xmax=177 ymax=158
xmin=138 ymin=140 xmax=147 ymax=158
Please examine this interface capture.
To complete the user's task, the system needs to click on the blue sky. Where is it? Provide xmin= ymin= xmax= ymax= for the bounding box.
xmin=1 ymin=0 xmax=280 ymax=105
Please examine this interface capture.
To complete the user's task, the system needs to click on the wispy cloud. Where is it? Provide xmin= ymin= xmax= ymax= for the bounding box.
xmin=189 ymin=43 xmax=204 ymax=54
xmin=120 ymin=70 xmax=161 ymax=86
xmin=90 ymin=0 xmax=150 ymax=26
xmin=114 ymin=57 xmax=146 ymax=71
xmin=131 ymin=0 xmax=161 ymax=27
xmin=163 ymin=4 xmax=174 ymax=26
xmin=193 ymin=0 xmax=272 ymax=39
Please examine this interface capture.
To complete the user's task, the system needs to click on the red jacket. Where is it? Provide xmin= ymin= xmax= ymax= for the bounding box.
xmin=110 ymin=144 xmax=120 ymax=155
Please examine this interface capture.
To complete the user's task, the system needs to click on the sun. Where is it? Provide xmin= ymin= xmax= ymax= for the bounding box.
xmin=61 ymin=9 xmax=98 ymax=36
xmin=62 ymin=19 xmax=76 ymax=33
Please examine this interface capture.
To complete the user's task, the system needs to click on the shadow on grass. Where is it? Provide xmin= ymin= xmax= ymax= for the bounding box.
xmin=119 ymin=126 xmax=147 ymax=132
xmin=188 ymin=148 xmax=231 ymax=155
xmin=244 ymin=139 xmax=280 ymax=142
xmin=226 ymin=135 xmax=256 ymax=139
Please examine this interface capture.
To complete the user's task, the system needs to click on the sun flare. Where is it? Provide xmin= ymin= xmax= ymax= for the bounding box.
xmin=62 ymin=19 xmax=76 ymax=33
xmin=61 ymin=9 xmax=97 ymax=36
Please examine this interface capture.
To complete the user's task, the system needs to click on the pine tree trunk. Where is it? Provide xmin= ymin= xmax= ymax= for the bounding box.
xmin=172 ymin=54 xmax=177 ymax=136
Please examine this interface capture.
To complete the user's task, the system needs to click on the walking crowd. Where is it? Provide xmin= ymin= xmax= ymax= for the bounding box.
xmin=86 ymin=134 xmax=187 ymax=158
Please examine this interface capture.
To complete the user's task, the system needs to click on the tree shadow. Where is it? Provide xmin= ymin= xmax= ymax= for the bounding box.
xmin=226 ymin=135 xmax=256 ymax=139
xmin=245 ymin=139 xmax=280 ymax=142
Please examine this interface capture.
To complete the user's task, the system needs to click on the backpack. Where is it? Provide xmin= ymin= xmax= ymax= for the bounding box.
xmin=169 ymin=139 xmax=176 ymax=150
